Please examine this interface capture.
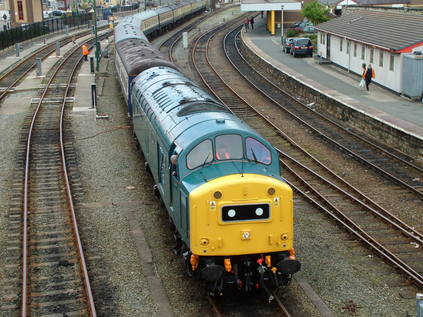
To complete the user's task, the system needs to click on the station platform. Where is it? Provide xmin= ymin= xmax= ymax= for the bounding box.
xmin=241 ymin=17 xmax=423 ymax=141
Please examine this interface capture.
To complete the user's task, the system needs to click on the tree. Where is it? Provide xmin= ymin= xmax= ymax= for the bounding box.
xmin=302 ymin=1 xmax=330 ymax=25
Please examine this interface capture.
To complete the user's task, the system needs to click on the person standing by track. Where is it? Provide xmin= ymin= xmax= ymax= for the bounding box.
xmin=82 ymin=44 xmax=89 ymax=61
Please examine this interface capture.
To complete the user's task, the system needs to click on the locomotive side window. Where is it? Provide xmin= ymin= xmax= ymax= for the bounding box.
xmin=216 ymin=134 xmax=243 ymax=160
xmin=187 ymin=139 xmax=213 ymax=170
xmin=246 ymin=137 xmax=271 ymax=165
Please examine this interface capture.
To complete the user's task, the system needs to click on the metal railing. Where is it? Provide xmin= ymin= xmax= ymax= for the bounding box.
xmin=0 ymin=13 xmax=93 ymax=50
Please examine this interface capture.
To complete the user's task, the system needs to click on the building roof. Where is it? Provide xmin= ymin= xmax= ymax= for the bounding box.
xmin=315 ymin=10 xmax=423 ymax=51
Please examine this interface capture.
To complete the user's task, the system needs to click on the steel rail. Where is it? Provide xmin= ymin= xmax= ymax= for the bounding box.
xmin=21 ymin=36 xmax=100 ymax=317
xmin=190 ymin=22 xmax=423 ymax=288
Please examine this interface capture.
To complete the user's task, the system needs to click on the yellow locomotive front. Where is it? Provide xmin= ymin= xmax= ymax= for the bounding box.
xmin=187 ymin=173 xmax=300 ymax=298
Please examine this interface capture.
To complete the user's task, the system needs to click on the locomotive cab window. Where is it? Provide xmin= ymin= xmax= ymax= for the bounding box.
xmin=246 ymin=137 xmax=271 ymax=165
xmin=215 ymin=134 xmax=243 ymax=160
xmin=187 ymin=139 xmax=213 ymax=170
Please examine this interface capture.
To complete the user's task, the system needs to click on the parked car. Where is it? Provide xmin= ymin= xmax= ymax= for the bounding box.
xmin=282 ymin=37 xmax=297 ymax=54
xmin=302 ymin=25 xmax=316 ymax=33
xmin=290 ymin=38 xmax=313 ymax=57
xmin=289 ymin=20 xmax=314 ymax=32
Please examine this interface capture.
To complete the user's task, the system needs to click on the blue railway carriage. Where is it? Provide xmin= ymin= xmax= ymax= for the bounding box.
xmin=133 ymin=11 xmax=159 ymax=36
xmin=156 ymin=7 xmax=173 ymax=31
xmin=114 ymin=35 xmax=176 ymax=116
xmin=169 ymin=3 xmax=184 ymax=23
xmin=131 ymin=66 xmax=300 ymax=296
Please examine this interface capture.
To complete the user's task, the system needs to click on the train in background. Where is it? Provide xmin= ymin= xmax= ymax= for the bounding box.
xmin=114 ymin=1 xmax=301 ymax=299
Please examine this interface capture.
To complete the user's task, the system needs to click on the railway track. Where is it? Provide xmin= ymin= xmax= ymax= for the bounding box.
xmin=190 ymin=22 xmax=423 ymax=289
xmin=207 ymin=292 xmax=293 ymax=317
xmin=0 ymin=25 xmax=107 ymax=103
xmin=1 ymin=32 xmax=110 ymax=316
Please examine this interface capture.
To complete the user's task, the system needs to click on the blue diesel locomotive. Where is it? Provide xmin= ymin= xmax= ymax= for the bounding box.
xmin=114 ymin=3 xmax=301 ymax=298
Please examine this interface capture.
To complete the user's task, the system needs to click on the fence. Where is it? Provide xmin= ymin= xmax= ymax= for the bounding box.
xmin=0 ymin=13 xmax=93 ymax=50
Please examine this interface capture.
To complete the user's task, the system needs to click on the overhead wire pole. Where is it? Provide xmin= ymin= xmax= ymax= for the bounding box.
xmin=93 ymin=0 xmax=100 ymax=71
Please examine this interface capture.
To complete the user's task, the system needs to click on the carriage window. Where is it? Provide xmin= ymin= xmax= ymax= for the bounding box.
xmin=187 ymin=139 xmax=213 ymax=170
xmin=246 ymin=137 xmax=271 ymax=165
xmin=216 ymin=134 xmax=243 ymax=160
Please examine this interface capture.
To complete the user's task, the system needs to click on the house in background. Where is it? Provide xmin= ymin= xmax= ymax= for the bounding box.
xmin=315 ymin=8 xmax=423 ymax=98
xmin=0 ymin=0 xmax=11 ymax=30
xmin=320 ymin=0 xmax=423 ymax=15
xmin=9 ymin=0 xmax=43 ymax=27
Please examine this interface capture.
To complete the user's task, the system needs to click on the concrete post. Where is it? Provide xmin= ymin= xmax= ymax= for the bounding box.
xmin=417 ymin=294 xmax=423 ymax=317
xmin=65 ymin=25 xmax=69 ymax=34
xmin=182 ymin=32 xmax=188 ymax=49
xmin=91 ymin=83 xmax=97 ymax=109
xmin=15 ymin=43 xmax=20 ymax=57
xmin=36 ymin=58 xmax=42 ymax=76
xmin=90 ymin=56 xmax=95 ymax=73
xmin=55 ymin=41 xmax=60 ymax=57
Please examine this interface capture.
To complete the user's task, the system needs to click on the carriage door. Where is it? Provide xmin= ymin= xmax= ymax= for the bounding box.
xmin=169 ymin=149 xmax=181 ymax=217
xmin=326 ymin=34 xmax=331 ymax=59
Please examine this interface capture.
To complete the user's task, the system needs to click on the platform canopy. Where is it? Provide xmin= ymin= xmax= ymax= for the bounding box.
xmin=240 ymin=0 xmax=302 ymax=12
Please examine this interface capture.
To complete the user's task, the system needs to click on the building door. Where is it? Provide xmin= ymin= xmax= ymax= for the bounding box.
xmin=327 ymin=34 xmax=331 ymax=59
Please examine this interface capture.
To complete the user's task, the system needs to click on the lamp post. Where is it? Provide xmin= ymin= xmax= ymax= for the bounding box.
xmin=280 ymin=5 xmax=284 ymax=45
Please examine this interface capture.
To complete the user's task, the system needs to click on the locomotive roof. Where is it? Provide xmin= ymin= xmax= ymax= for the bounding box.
xmin=132 ymin=67 xmax=267 ymax=151
xmin=116 ymin=39 xmax=177 ymax=76
xmin=114 ymin=23 xmax=148 ymax=44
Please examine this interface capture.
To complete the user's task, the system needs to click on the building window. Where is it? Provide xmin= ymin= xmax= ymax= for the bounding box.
xmin=354 ymin=43 xmax=357 ymax=57
xmin=379 ymin=51 xmax=383 ymax=67
xmin=389 ymin=54 xmax=394 ymax=71
xmin=370 ymin=48 xmax=374 ymax=64
xmin=323 ymin=34 xmax=325 ymax=45
xmin=361 ymin=45 xmax=365 ymax=60
xmin=17 ymin=0 xmax=24 ymax=20
xmin=340 ymin=39 xmax=343 ymax=52
xmin=347 ymin=41 xmax=350 ymax=54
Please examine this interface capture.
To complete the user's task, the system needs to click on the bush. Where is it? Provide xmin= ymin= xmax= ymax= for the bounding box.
xmin=286 ymin=29 xmax=300 ymax=37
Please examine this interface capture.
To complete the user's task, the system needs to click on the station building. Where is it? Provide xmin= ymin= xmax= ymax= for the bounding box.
xmin=315 ymin=7 xmax=423 ymax=97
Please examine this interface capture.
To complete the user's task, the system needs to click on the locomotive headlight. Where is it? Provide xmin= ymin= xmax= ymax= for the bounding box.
xmin=255 ymin=208 xmax=264 ymax=216
xmin=227 ymin=209 xmax=236 ymax=218
xmin=214 ymin=191 xmax=222 ymax=199
xmin=281 ymin=233 xmax=288 ymax=241
xmin=200 ymin=238 xmax=209 ymax=246
xmin=267 ymin=187 xmax=276 ymax=195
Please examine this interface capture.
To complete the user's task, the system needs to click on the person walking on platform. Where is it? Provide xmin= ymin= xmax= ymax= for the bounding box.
xmin=244 ymin=18 xmax=249 ymax=32
xmin=250 ymin=16 xmax=255 ymax=30
xmin=364 ymin=63 xmax=375 ymax=91
xmin=82 ymin=44 xmax=89 ymax=61
xmin=359 ymin=63 xmax=366 ymax=89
